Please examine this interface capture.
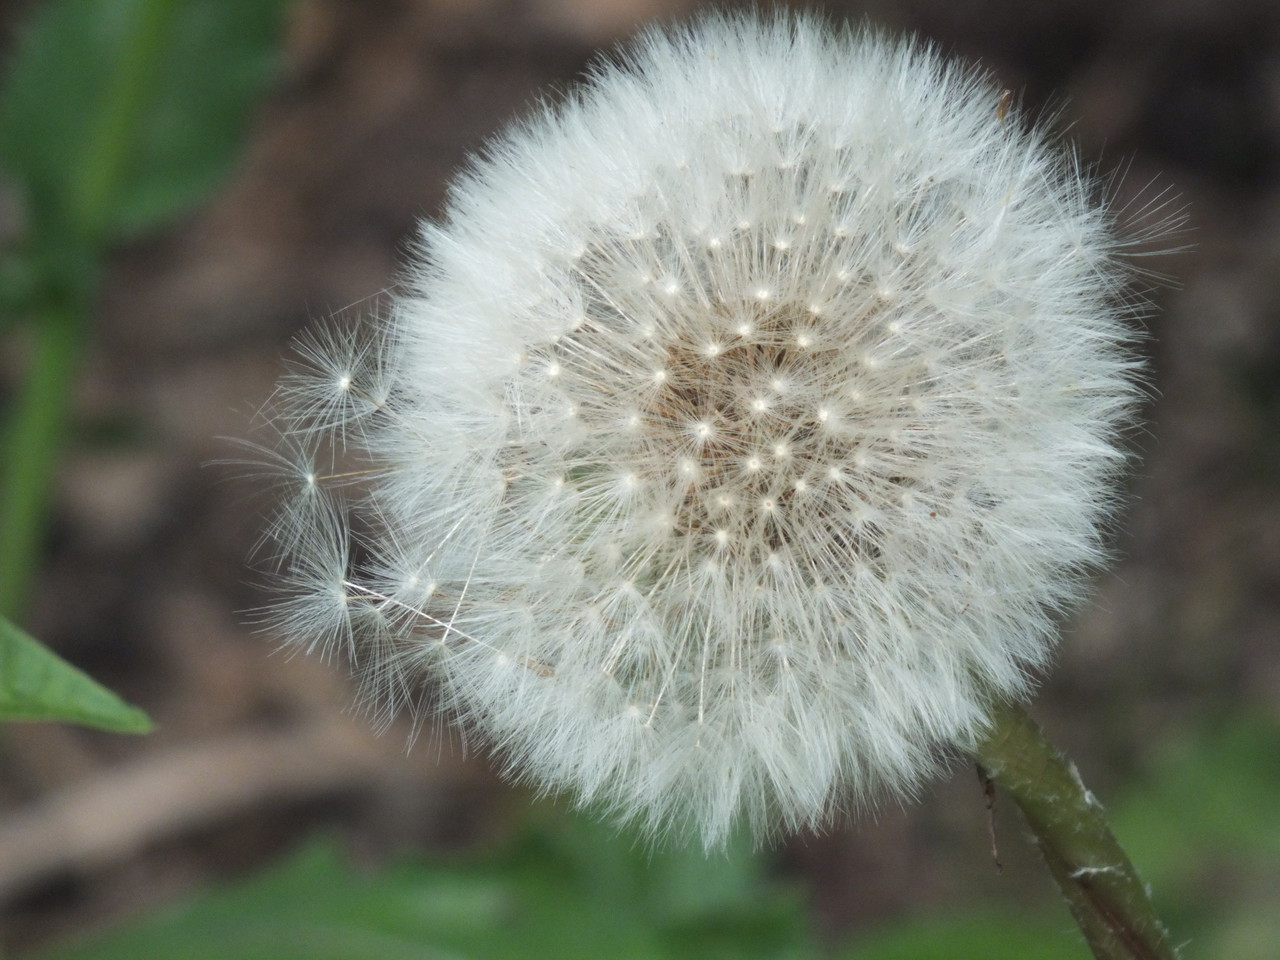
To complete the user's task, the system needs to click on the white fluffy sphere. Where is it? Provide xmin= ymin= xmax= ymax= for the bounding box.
xmin=262 ymin=12 xmax=1145 ymax=846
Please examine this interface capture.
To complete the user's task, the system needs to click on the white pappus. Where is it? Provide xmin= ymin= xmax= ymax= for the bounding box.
xmin=258 ymin=10 xmax=1153 ymax=847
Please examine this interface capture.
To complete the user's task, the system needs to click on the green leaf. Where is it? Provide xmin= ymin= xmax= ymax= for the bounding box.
xmin=0 ymin=0 xmax=289 ymax=244
xmin=0 ymin=615 xmax=152 ymax=732
xmin=105 ymin=0 xmax=290 ymax=237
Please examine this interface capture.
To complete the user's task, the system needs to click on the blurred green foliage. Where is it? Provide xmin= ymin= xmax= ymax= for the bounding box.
xmin=34 ymin=812 xmax=816 ymax=960
xmin=1108 ymin=715 xmax=1280 ymax=960
xmin=0 ymin=0 xmax=288 ymax=257
xmin=31 ymin=715 xmax=1280 ymax=960
xmin=0 ymin=0 xmax=290 ymax=722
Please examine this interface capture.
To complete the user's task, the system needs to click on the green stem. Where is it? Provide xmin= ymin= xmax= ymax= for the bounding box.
xmin=0 ymin=304 xmax=83 ymax=620
xmin=972 ymin=701 xmax=1177 ymax=960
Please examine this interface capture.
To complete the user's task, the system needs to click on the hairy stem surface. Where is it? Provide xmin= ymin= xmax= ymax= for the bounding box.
xmin=972 ymin=700 xmax=1177 ymax=960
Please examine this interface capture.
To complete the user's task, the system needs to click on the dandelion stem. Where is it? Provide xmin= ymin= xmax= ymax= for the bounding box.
xmin=972 ymin=700 xmax=1177 ymax=960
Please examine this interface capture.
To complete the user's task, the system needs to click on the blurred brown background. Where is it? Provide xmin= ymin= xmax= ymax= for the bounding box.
xmin=1 ymin=0 xmax=1277 ymax=954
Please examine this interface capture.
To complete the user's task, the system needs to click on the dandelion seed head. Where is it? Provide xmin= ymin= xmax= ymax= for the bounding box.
xmin=258 ymin=11 xmax=1158 ymax=847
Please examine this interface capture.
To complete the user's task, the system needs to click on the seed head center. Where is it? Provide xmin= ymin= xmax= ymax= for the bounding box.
xmin=633 ymin=305 xmax=839 ymax=550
